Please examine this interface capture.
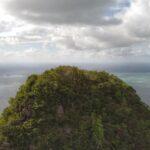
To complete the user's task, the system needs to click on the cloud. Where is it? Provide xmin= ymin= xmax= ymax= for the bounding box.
xmin=0 ymin=0 xmax=150 ymax=63
xmin=6 ymin=0 xmax=121 ymax=25
xmin=0 ymin=48 xmax=102 ymax=64
xmin=1 ymin=42 xmax=150 ymax=64
xmin=123 ymin=0 xmax=150 ymax=39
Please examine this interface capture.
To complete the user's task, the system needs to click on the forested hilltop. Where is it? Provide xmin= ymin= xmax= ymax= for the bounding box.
xmin=0 ymin=66 xmax=149 ymax=150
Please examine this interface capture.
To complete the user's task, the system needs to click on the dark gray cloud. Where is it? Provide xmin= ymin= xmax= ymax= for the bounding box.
xmin=6 ymin=0 xmax=120 ymax=25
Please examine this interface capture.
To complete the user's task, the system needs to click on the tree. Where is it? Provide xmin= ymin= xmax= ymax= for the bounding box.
xmin=0 ymin=66 xmax=150 ymax=150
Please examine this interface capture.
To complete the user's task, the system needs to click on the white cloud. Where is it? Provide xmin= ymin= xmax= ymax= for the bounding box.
xmin=0 ymin=0 xmax=150 ymax=63
xmin=123 ymin=0 xmax=150 ymax=39
xmin=0 ymin=48 xmax=105 ymax=64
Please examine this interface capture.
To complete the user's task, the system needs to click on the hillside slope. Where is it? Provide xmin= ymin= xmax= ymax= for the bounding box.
xmin=0 ymin=66 xmax=150 ymax=150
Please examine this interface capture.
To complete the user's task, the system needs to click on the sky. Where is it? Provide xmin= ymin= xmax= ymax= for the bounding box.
xmin=0 ymin=0 xmax=150 ymax=64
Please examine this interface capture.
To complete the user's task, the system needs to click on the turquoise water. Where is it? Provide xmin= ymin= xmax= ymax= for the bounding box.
xmin=0 ymin=65 xmax=149 ymax=112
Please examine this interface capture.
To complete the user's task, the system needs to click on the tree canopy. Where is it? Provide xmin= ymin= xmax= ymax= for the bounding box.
xmin=0 ymin=66 xmax=150 ymax=150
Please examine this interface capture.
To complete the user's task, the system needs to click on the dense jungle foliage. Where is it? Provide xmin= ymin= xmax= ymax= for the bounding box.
xmin=0 ymin=66 xmax=150 ymax=150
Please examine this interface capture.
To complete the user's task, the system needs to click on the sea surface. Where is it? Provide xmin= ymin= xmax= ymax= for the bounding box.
xmin=0 ymin=64 xmax=150 ymax=112
xmin=115 ymin=72 xmax=150 ymax=105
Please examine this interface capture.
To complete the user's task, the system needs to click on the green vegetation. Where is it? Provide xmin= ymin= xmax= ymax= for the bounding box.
xmin=0 ymin=66 xmax=150 ymax=150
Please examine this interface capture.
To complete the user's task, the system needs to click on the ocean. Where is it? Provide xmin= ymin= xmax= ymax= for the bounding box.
xmin=0 ymin=64 xmax=150 ymax=112
xmin=115 ymin=72 xmax=150 ymax=105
